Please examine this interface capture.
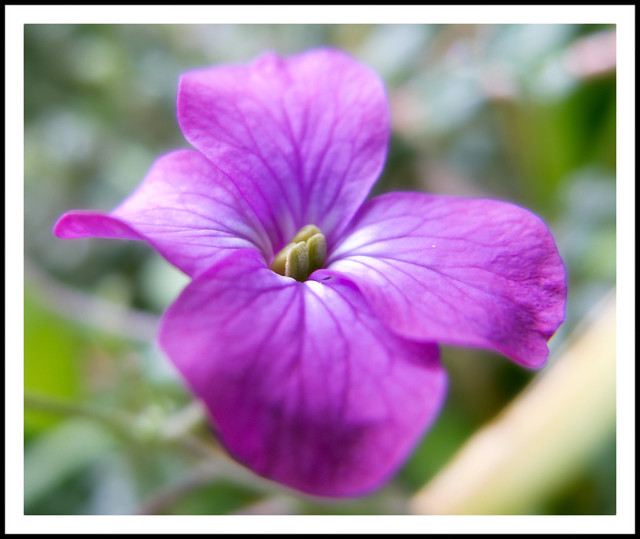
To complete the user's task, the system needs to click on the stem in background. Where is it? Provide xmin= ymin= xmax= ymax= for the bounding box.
xmin=410 ymin=289 xmax=617 ymax=515
xmin=232 ymin=495 xmax=301 ymax=515
xmin=24 ymin=391 xmax=132 ymax=436
xmin=134 ymin=464 xmax=223 ymax=515
xmin=24 ymin=259 xmax=159 ymax=342
xmin=136 ymin=463 xmax=302 ymax=515
xmin=24 ymin=391 xmax=211 ymax=450
xmin=23 ymin=391 xmax=285 ymax=508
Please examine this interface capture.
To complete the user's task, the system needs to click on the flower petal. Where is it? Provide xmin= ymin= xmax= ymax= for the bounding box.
xmin=53 ymin=150 xmax=272 ymax=277
xmin=325 ymin=193 xmax=567 ymax=368
xmin=177 ymin=48 xmax=389 ymax=251
xmin=159 ymin=249 xmax=446 ymax=497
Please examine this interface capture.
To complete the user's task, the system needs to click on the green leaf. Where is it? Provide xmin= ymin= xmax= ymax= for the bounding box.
xmin=24 ymin=288 xmax=84 ymax=433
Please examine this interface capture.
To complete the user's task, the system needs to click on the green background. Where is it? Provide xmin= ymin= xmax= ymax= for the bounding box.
xmin=24 ymin=24 xmax=616 ymax=515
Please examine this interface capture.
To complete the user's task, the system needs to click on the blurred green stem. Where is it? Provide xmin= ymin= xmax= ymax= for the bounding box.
xmin=24 ymin=391 xmax=284 ymax=506
xmin=135 ymin=463 xmax=224 ymax=515
xmin=24 ymin=391 xmax=131 ymax=435
xmin=24 ymin=392 xmax=208 ymax=447
xmin=411 ymin=289 xmax=616 ymax=515
xmin=25 ymin=260 xmax=159 ymax=342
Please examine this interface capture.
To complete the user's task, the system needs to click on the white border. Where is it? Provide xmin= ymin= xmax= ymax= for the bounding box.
xmin=7 ymin=4 xmax=635 ymax=535
xmin=614 ymin=2 xmax=637 ymax=534
xmin=3 ymin=4 xmax=634 ymax=24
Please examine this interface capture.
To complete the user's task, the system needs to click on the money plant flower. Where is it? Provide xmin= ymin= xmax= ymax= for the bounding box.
xmin=53 ymin=48 xmax=567 ymax=497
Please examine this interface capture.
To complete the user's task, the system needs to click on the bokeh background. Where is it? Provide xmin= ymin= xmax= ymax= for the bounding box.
xmin=24 ymin=24 xmax=616 ymax=515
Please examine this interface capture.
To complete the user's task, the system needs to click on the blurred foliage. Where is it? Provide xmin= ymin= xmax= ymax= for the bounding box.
xmin=24 ymin=24 xmax=616 ymax=515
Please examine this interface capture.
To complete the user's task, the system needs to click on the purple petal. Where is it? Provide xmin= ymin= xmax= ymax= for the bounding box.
xmin=159 ymin=249 xmax=446 ymax=497
xmin=177 ymin=48 xmax=389 ymax=251
xmin=53 ymin=150 xmax=272 ymax=277
xmin=324 ymin=193 xmax=567 ymax=368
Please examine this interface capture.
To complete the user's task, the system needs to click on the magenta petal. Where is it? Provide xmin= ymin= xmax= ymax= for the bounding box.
xmin=159 ymin=249 xmax=446 ymax=497
xmin=326 ymin=193 xmax=567 ymax=368
xmin=177 ymin=48 xmax=389 ymax=250
xmin=53 ymin=150 xmax=272 ymax=277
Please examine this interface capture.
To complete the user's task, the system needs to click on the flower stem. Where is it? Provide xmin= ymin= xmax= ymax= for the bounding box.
xmin=24 ymin=391 xmax=284 ymax=502
xmin=24 ymin=391 xmax=132 ymax=435
xmin=134 ymin=463 xmax=223 ymax=515
xmin=25 ymin=259 xmax=159 ymax=342
xmin=410 ymin=289 xmax=616 ymax=515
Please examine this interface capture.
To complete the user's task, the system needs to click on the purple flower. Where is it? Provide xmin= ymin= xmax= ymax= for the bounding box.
xmin=53 ymin=48 xmax=567 ymax=497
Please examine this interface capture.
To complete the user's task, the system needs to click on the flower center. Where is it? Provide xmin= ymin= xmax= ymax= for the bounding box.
xmin=270 ymin=225 xmax=327 ymax=282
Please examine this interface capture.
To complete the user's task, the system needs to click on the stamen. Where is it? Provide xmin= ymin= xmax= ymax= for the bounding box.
xmin=285 ymin=242 xmax=310 ymax=281
xmin=291 ymin=224 xmax=322 ymax=244
xmin=271 ymin=225 xmax=327 ymax=281
xmin=307 ymin=233 xmax=326 ymax=274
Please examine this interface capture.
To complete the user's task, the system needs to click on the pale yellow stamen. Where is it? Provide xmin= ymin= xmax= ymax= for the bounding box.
xmin=270 ymin=225 xmax=327 ymax=282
